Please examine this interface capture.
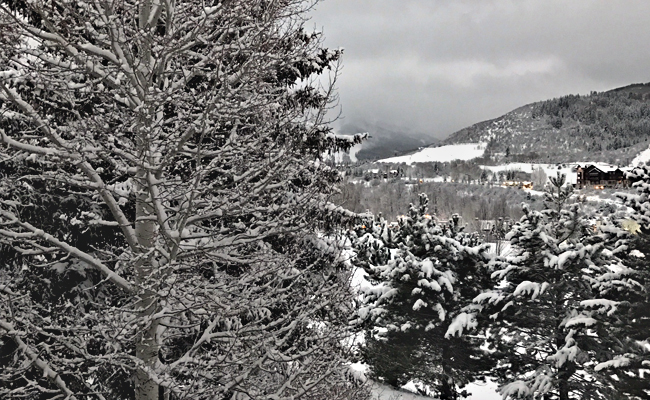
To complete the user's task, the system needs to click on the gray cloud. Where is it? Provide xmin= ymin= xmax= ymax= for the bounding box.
xmin=309 ymin=0 xmax=650 ymax=138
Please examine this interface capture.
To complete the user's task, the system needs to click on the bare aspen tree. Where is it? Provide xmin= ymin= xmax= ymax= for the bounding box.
xmin=0 ymin=1 xmax=367 ymax=399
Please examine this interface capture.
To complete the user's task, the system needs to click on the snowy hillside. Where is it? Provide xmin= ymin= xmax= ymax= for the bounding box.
xmin=630 ymin=144 xmax=650 ymax=166
xmin=443 ymin=85 xmax=650 ymax=164
xmin=378 ymin=143 xmax=486 ymax=165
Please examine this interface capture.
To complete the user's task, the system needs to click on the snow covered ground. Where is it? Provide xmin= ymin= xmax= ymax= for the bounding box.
xmin=350 ymin=323 xmax=502 ymax=400
xmin=375 ymin=139 xmax=650 ymax=172
xmin=367 ymin=380 xmax=500 ymax=400
xmin=370 ymin=382 xmax=434 ymax=400
xmin=464 ymin=381 xmax=501 ymax=400
xmin=631 ymin=144 xmax=650 ymax=166
xmin=378 ymin=143 xmax=487 ymax=165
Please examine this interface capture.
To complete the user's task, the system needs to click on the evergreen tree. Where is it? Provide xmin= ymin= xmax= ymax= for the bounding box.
xmin=352 ymin=194 xmax=495 ymax=399
xmin=584 ymin=231 xmax=650 ymax=400
xmin=448 ymin=174 xmax=628 ymax=399
xmin=583 ymin=165 xmax=650 ymax=399
xmin=619 ymin=165 xmax=650 ymax=235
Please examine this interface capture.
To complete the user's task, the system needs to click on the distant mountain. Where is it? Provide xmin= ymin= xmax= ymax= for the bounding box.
xmin=443 ymin=83 xmax=650 ymax=165
xmin=338 ymin=122 xmax=436 ymax=161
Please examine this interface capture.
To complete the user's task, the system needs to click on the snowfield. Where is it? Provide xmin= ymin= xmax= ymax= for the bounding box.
xmin=378 ymin=143 xmax=487 ymax=165
xmin=631 ymin=144 xmax=650 ymax=166
xmin=369 ymin=380 xmax=500 ymax=399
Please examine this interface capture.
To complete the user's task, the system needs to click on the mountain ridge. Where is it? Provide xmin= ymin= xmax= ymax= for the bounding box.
xmin=441 ymin=82 xmax=650 ymax=165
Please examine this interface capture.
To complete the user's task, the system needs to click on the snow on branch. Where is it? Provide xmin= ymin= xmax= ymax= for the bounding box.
xmin=0 ymin=319 xmax=79 ymax=399
xmin=444 ymin=312 xmax=477 ymax=338
xmin=594 ymin=356 xmax=631 ymax=372
xmin=512 ymin=280 xmax=549 ymax=300
xmin=499 ymin=380 xmax=532 ymax=399
xmin=0 ymin=210 xmax=134 ymax=293
xmin=580 ymin=298 xmax=619 ymax=316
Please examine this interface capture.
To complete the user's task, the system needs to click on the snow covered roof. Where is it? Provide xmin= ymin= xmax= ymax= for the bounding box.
xmin=578 ymin=163 xmax=629 ymax=173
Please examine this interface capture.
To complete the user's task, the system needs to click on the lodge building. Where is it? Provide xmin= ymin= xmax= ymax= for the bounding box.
xmin=576 ymin=164 xmax=630 ymax=189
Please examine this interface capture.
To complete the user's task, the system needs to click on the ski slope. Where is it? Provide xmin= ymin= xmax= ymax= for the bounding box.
xmin=378 ymin=143 xmax=487 ymax=165
xmin=631 ymin=144 xmax=650 ymax=167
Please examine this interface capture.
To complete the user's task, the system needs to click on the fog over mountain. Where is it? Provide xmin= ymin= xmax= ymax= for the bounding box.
xmin=337 ymin=121 xmax=435 ymax=161
xmin=311 ymin=1 xmax=650 ymax=142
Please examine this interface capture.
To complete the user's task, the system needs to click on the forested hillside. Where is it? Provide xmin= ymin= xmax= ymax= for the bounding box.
xmin=445 ymin=83 xmax=650 ymax=165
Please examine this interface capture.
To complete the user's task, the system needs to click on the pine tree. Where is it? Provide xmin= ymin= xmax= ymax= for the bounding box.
xmin=583 ymin=165 xmax=650 ymax=399
xmin=0 ymin=1 xmax=368 ymax=399
xmin=352 ymin=194 xmax=495 ymax=399
xmin=585 ymin=231 xmax=650 ymax=400
xmin=619 ymin=165 xmax=650 ymax=235
xmin=448 ymin=174 xmax=628 ymax=399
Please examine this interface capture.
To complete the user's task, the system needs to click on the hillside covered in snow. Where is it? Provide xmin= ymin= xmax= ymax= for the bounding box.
xmin=378 ymin=143 xmax=487 ymax=165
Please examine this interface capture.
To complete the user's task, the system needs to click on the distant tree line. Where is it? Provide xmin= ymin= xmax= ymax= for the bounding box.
xmin=341 ymin=159 xmax=534 ymax=185
xmin=332 ymin=180 xmax=536 ymax=227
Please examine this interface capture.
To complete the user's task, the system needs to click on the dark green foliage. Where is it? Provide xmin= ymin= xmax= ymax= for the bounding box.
xmin=590 ymin=234 xmax=650 ymax=400
xmin=352 ymin=195 xmax=496 ymax=398
xmin=455 ymin=174 xmax=633 ymax=399
xmin=599 ymin=166 xmax=650 ymax=398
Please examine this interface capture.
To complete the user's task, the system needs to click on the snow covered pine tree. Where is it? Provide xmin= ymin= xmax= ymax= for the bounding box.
xmin=600 ymin=165 xmax=650 ymax=399
xmin=0 ymin=1 xmax=368 ymax=399
xmin=352 ymin=194 xmax=495 ymax=399
xmin=447 ymin=174 xmax=634 ymax=400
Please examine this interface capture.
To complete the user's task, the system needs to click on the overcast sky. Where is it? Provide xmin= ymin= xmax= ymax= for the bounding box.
xmin=309 ymin=0 xmax=650 ymax=140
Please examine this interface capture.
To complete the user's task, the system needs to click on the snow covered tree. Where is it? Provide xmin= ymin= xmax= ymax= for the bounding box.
xmin=619 ymin=165 xmax=650 ymax=235
xmin=589 ymin=165 xmax=650 ymax=398
xmin=351 ymin=194 xmax=495 ymax=399
xmin=447 ymin=174 xmax=631 ymax=400
xmin=585 ymin=231 xmax=650 ymax=400
xmin=0 ymin=1 xmax=368 ymax=399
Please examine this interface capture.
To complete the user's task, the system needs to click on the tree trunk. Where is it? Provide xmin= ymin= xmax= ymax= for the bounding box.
xmin=554 ymin=285 xmax=570 ymax=400
xmin=439 ymin=377 xmax=456 ymax=400
xmin=134 ymin=1 xmax=162 ymax=395
xmin=134 ymin=170 xmax=160 ymax=400
xmin=439 ymin=359 xmax=457 ymax=400
xmin=558 ymin=377 xmax=569 ymax=400
xmin=135 ymin=317 xmax=160 ymax=400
